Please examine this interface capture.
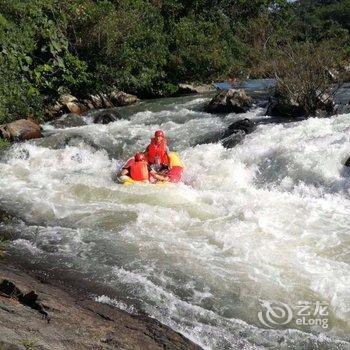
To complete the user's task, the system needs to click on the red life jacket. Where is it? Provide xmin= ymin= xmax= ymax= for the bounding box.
xmin=147 ymin=138 xmax=169 ymax=165
xmin=167 ymin=166 xmax=183 ymax=183
xmin=129 ymin=161 xmax=149 ymax=181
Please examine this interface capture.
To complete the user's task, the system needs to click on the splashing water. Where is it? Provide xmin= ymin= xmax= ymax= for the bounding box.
xmin=1 ymin=94 xmax=350 ymax=349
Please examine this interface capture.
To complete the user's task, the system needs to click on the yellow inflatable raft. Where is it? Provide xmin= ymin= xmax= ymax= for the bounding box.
xmin=118 ymin=152 xmax=183 ymax=186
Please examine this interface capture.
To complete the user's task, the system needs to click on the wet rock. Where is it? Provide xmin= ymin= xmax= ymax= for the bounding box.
xmin=220 ymin=118 xmax=257 ymax=148
xmin=266 ymin=97 xmax=306 ymax=118
xmin=205 ymin=89 xmax=252 ymax=114
xmin=93 ymin=111 xmax=121 ymax=124
xmin=227 ymin=118 xmax=256 ymax=135
xmin=0 ymin=118 xmax=41 ymax=141
xmin=344 ymin=156 xmax=350 ymax=167
xmin=266 ymin=93 xmax=335 ymax=118
xmin=110 ymin=90 xmax=138 ymax=106
xmin=221 ymin=130 xmax=246 ymax=148
xmin=0 ymin=264 xmax=201 ymax=350
xmin=178 ymin=83 xmax=214 ymax=94
xmin=51 ymin=113 xmax=87 ymax=129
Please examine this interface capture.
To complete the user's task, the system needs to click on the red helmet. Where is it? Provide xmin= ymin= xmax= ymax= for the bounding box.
xmin=154 ymin=130 xmax=165 ymax=138
xmin=134 ymin=152 xmax=145 ymax=162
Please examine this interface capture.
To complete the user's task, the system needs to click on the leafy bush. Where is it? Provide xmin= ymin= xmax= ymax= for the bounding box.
xmin=270 ymin=40 xmax=342 ymax=116
xmin=167 ymin=13 xmax=241 ymax=83
xmin=0 ymin=0 xmax=349 ymax=122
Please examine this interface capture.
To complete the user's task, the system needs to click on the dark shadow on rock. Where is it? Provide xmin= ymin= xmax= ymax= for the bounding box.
xmin=344 ymin=156 xmax=350 ymax=167
xmin=197 ymin=118 xmax=257 ymax=149
xmin=0 ymin=280 xmax=49 ymax=320
xmin=221 ymin=118 xmax=257 ymax=148
xmin=93 ymin=111 xmax=122 ymax=124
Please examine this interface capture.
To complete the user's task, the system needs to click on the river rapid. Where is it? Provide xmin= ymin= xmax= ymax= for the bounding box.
xmin=1 ymin=93 xmax=350 ymax=349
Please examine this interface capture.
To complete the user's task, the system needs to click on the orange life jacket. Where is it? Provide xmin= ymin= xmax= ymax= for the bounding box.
xmin=129 ymin=161 xmax=149 ymax=181
xmin=147 ymin=138 xmax=169 ymax=165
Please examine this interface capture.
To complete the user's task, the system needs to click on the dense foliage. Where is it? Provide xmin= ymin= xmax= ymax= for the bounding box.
xmin=0 ymin=0 xmax=349 ymax=122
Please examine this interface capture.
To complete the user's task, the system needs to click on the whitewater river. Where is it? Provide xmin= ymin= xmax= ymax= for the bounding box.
xmin=1 ymin=94 xmax=350 ymax=349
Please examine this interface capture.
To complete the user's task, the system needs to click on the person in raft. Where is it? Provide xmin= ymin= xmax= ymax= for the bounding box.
xmin=118 ymin=152 xmax=168 ymax=183
xmin=144 ymin=130 xmax=170 ymax=172
xmin=144 ymin=129 xmax=183 ymax=183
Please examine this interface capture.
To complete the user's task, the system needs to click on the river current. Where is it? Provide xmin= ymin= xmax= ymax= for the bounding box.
xmin=1 ymin=94 xmax=350 ymax=349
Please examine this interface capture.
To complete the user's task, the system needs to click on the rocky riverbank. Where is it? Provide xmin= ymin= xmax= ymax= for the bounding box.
xmin=0 ymin=262 xmax=201 ymax=350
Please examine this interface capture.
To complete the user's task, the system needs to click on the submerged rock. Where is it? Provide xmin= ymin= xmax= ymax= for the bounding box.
xmin=221 ymin=130 xmax=246 ymax=148
xmin=51 ymin=113 xmax=87 ymax=129
xmin=0 ymin=118 xmax=41 ymax=141
xmin=205 ymin=89 xmax=252 ymax=114
xmin=220 ymin=118 xmax=257 ymax=148
xmin=227 ymin=118 xmax=257 ymax=135
xmin=93 ymin=111 xmax=121 ymax=124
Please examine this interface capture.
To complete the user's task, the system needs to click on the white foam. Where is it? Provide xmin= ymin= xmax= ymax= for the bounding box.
xmin=1 ymin=100 xmax=350 ymax=349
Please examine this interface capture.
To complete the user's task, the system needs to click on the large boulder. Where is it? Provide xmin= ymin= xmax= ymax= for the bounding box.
xmin=110 ymin=90 xmax=138 ymax=106
xmin=205 ymin=89 xmax=253 ymax=114
xmin=266 ymin=92 xmax=335 ymax=118
xmin=0 ymin=118 xmax=41 ymax=141
xmin=220 ymin=118 xmax=257 ymax=148
xmin=266 ymin=97 xmax=306 ymax=118
xmin=93 ymin=111 xmax=121 ymax=124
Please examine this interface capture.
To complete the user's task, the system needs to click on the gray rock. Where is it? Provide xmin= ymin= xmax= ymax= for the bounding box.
xmin=266 ymin=97 xmax=306 ymax=118
xmin=266 ymin=92 xmax=335 ymax=118
xmin=110 ymin=90 xmax=138 ymax=106
xmin=221 ymin=118 xmax=257 ymax=148
xmin=51 ymin=114 xmax=87 ymax=129
xmin=205 ymin=89 xmax=252 ymax=114
xmin=0 ymin=263 xmax=202 ymax=350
